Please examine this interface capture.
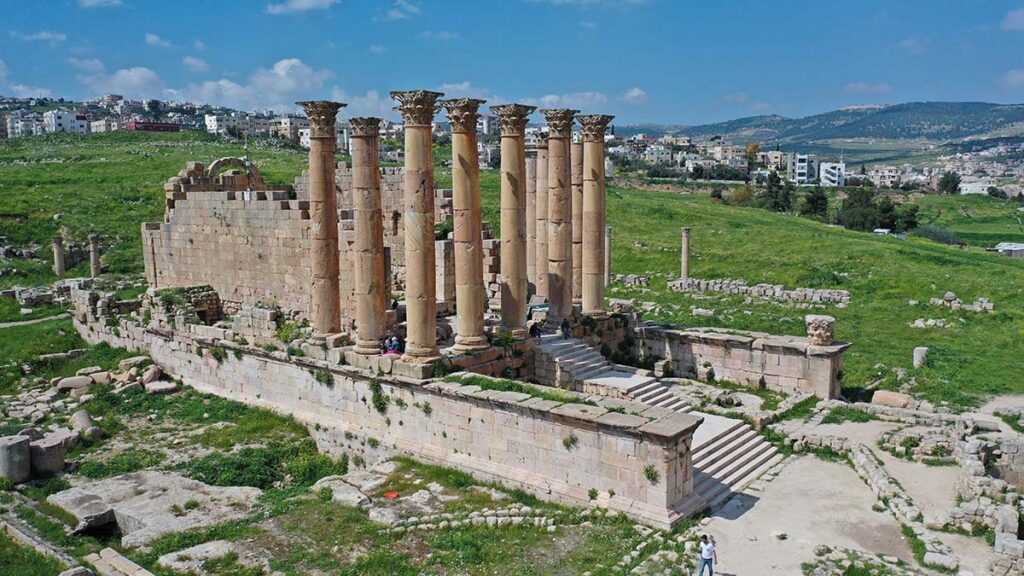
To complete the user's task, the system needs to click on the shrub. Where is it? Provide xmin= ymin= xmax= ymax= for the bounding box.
xmin=643 ymin=464 xmax=660 ymax=483
xmin=562 ymin=434 xmax=579 ymax=450
xmin=314 ymin=369 xmax=333 ymax=387
xmin=369 ymin=380 xmax=390 ymax=414
xmin=588 ymin=488 xmax=598 ymax=500
xmin=209 ymin=346 xmax=227 ymax=363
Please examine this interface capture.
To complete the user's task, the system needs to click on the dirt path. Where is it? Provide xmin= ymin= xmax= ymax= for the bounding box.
xmin=0 ymin=313 xmax=69 ymax=329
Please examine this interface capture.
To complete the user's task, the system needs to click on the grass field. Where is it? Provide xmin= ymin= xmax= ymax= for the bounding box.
xmin=914 ymin=194 xmax=1024 ymax=247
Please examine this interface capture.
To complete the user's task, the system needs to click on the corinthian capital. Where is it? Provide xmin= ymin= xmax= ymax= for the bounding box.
xmin=296 ymin=100 xmax=346 ymax=138
xmin=391 ymin=90 xmax=444 ymax=127
xmin=539 ymin=108 xmax=578 ymax=139
xmin=349 ymin=117 xmax=382 ymax=137
xmin=491 ymin=103 xmax=536 ymax=137
xmin=441 ymin=98 xmax=486 ymax=133
xmin=576 ymin=114 xmax=615 ymax=142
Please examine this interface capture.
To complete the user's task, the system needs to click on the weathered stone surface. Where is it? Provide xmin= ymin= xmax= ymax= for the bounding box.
xmin=912 ymin=346 xmax=929 ymax=369
xmin=144 ymin=380 xmax=178 ymax=394
xmin=342 ymin=470 xmax=389 ymax=493
xmin=48 ymin=471 xmax=261 ymax=547
xmin=57 ymin=375 xmax=93 ymax=392
xmin=871 ymin=390 xmax=913 ymax=409
xmin=29 ymin=435 xmax=65 ymax=475
xmin=58 ymin=568 xmax=94 ymax=576
xmin=70 ymin=409 xmax=93 ymax=432
xmin=156 ymin=539 xmax=267 ymax=574
xmin=312 ymin=475 xmax=372 ymax=508
xmin=140 ymin=365 xmax=162 ymax=385
xmin=0 ymin=435 xmax=31 ymax=483
xmin=805 ymin=314 xmax=835 ymax=346
xmin=117 ymin=356 xmax=150 ymax=372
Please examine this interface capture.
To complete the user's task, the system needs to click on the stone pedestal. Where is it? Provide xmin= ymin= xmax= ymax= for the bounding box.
xmin=604 ymin=226 xmax=612 ymax=287
xmin=443 ymin=98 xmax=489 ymax=352
xmin=578 ymin=114 xmax=614 ymax=317
xmin=492 ymin=103 xmax=536 ymax=338
xmin=0 ymin=435 xmax=30 ymax=484
xmin=571 ymin=141 xmax=584 ymax=304
xmin=806 ymin=314 xmax=836 ymax=346
xmin=680 ymin=226 xmax=691 ymax=281
xmin=52 ymin=236 xmax=65 ymax=278
xmin=88 ymin=234 xmax=101 ymax=278
xmin=526 ymin=155 xmax=537 ymax=290
xmin=540 ymin=109 xmax=578 ymax=323
xmin=392 ymin=90 xmax=443 ymax=362
xmin=350 ymin=117 xmax=388 ymax=355
xmin=298 ymin=100 xmax=346 ymax=337
xmin=534 ymin=137 xmax=549 ymax=300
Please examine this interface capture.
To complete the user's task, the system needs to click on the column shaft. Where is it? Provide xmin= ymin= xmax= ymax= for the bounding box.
xmin=681 ymin=227 xmax=691 ymax=280
xmin=525 ymin=156 xmax=537 ymax=290
xmin=534 ymin=145 xmax=549 ymax=299
xmin=582 ymin=133 xmax=609 ymax=316
xmin=351 ymin=118 xmax=388 ymax=355
xmin=604 ymin=227 xmax=612 ymax=287
xmin=52 ymin=237 xmax=65 ymax=278
xmin=89 ymin=235 xmax=101 ymax=278
xmin=571 ymin=141 xmax=584 ymax=303
xmin=541 ymin=108 xmax=577 ymax=323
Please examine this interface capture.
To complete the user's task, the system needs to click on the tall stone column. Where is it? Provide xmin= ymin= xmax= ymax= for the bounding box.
xmin=298 ymin=100 xmax=346 ymax=337
xmin=540 ymin=109 xmax=578 ymax=323
xmin=350 ymin=117 xmax=388 ymax=355
xmin=392 ymin=90 xmax=443 ymax=361
xmin=525 ymin=155 xmax=537 ymax=289
xmin=578 ymin=114 xmax=614 ymax=317
xmin=681 ymin=226 xmax=691 ymax=280
xmin=51 ymin=236 xmax=65 ymax=278
xmin=534 ymin=136 xmax=549 ymax=299
xmin=571 ymin=140 xmax=584 ymax=304
xmin=492 ymin=103 xmax=535 ymax=338
xmin=442 ymin=98 xmax=489 ymax=352
xmin=88 ymin=234 xmax=101 ymax=278
xmin=604 ymin=226 xmax=612 ymax=286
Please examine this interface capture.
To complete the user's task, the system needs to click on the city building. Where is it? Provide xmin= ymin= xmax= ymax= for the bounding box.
xmin=43 ymin=109 xmax=89 ymax=134
xmin=122 ymin=120 xmax=181 ymax=132
xmin=869 ymin=166 xmax=901 ymax=188
xmin=643 ymin=144 xmax=672 ymax=164
xmin=819 ymin=162 xmax=846 ymax=187
xmin=959 ymin=177 xmax=996 ymax=195
xmin=787 ymin=154 xmax=817 ymax=184
xmin=90 ymin=118 xmax=120 ymax=133
xmin=270 ymin=116 xmax=310 ymax=142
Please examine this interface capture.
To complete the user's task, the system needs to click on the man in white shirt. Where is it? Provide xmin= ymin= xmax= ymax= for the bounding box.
xmin=698 ymin=534 xmax=717 ymax=575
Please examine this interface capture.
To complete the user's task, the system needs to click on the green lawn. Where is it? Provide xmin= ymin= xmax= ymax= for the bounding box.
xmin=915 ymin=193 xmax=1024 ymax=247
xmin=0 ymin=531 xmax=65 ymax=576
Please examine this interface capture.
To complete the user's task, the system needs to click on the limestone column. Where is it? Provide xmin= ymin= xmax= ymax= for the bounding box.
xmin=604 ymin=226 xmax=612 ymax=287
xmin=540 ymin=109 xmax=578 ymax=323
xmin=88 ymin=234 xmax=101 ymax=278
xmin=492 ymin=103 xmax=535 ymax=338
xmin=51 ymin=236 xmax=65 ymax=278
xmin=392 ymin=90 xmax=443 ymax=361
xmin=571 ymin=140 xmax=584 ymax=304
xmin=681 ymin=226 xmax=691 ymax=280
xmin=297 ymin=100 xmax=346 ymax=337
xmin=578 ymin=114 xmax=614 ymax=317
xmin=442 ymin=98 xmax=489 ymax=352
xmin=525 ymin=155 xmax=537 ymax=289
xmin=534 ymin=136 xmax=549 ymax=299
xmin=350 ymin=117 xmax=388 ymax=355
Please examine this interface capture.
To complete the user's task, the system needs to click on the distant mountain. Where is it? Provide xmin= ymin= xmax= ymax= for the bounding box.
xmin=622 ymin=102 xmax=1024 ymax=144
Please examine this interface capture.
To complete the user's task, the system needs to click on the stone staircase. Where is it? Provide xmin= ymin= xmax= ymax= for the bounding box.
xmin=534 ymin=336 xmax=617 ymax=388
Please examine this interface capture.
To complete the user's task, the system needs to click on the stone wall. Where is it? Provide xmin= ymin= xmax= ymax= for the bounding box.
xmin=667 ymin=277 xmax=850 ymax=306
xmin=635 ymin=325 xmax=849 ymax=399
xmin=72 ymin=291 xmax=706 ymax=529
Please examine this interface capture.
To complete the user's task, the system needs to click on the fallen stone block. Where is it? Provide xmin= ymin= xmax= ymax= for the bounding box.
xmin=312 ymin=475 xmax=372 ymax=508
xmin=871 ymin=390 xmax=913 ymax=409
xmin=29 ymin=435 xmax=65 ymax=476
xmin=70 ymin=410 xmax=93 ymax=432
xmin=140 ymin=365 xmax=162 ymax=385
xmin=57 ymin=375 xmax=93 ymax=393
xmin=144 ymin=381 xmax=177 ymax=395
xmin=117 ymin=356 xmax=150 ymax=372
xmin=0 ymin=435 xmax=31 ymax=483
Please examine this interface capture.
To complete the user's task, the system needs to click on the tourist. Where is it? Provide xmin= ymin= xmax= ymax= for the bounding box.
xmin=697 ymin=534 xmax=717 ymax=575
xmin=529 ymin=322 xmax=542 ymax=338
xmin=560 ymin=318 xmax=571 ymax=339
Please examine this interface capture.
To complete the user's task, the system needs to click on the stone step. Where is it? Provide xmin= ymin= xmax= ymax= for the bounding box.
xmin=692 ymin=425 xmax=758 ymax=468
xmin=628 ymin=380 xmax=664 ymax=398
xmin=693 ymin=439 xmax=778 ymax=497
xmin=656 ymin=395 xmax=689 ymax=412
xmin=692 ymin=428 xmax=763 ymax=476
xmin=700 ymin=452 xmax=784 ymax=511
xmin=636 ymin=386 xmax=673 ymax=404
xmin=554 ymin=347 xmax=594 ymax=362
xmin=690 ymin=419 xmax=746 ymax=458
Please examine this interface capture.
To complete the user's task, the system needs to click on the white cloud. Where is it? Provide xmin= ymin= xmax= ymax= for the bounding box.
xmin=193 ymin=39 xmax=206 ymax=51
xmin=10 ymin=30 xmax=66 ymax=43
xmin=844 ymin=82 xmax=891 ymax=94
xmin=436 ymin=81 xmax=503 ymax=101
xmin=68 ymin=57 xmax=105 ymax=72
xmin=145 ymin=33 xmax=171 ymax=47
xmin=369 ymin=44 xmax=387 ymax=53
xmin=999 ymin=69 xmax=1024 ymax=88
xmin=898 ymin=36 xmax=925 ymax=54
xmin=1002 ymin=8 xmax=1024 ymax=30
xmin=385 ymin=0 xmax=420 ymax=20
xmin=421 ymin=30 xmax=460 ymax=41
xmin=528 ymin=91 xmax=608 ymax=110
xmin=0 ymin=59 xmax=52 ymax=98
xmin=80 ymin=67 xmax=164 ymax=99
xmin=330 ymin=87 xmax=397 ymax=119
xmin=266 ymin=0 xmax=338 ymax=15
xmin=619 ymin=87 xmax=646 ymax=105
xmin=722 ymin=92 xmax=749 ymax=103
xmin=170 ymin=58 xmax=334 ymax=112
xmin=78 ymin=0 xmax=122 ymax=6
xmin=182 ymin=56 xmax=210 ymax=73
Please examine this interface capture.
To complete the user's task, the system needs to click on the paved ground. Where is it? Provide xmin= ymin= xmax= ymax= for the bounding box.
xmin=703 ymin=455 xmax=913 ymax=575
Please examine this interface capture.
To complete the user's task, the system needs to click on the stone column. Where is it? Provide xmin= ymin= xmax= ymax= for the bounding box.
xmin=540 ymin=109 xmax=578 ymax=323
xmin=525 ymin=155 xmax=537 ymax=289
xmin=350 ymin=117 xmax=388 ymax=355
xmin=51 ymin=236 xmax=65 ymax=278
xmin=534 ymin=136 xmax=549 ymax=299
xmin=604 ymin=226 xmax=612 ymax=286
xmin=88 ymin=234 xmax=101 ymax=278
xmin=298 ymin=100 xmax=346 ymax=337
xmin=680 ymin=226 xmax=691 ymax=280
xmin=571 ymin=140 xmax=584 ymax=304
xmin=578 ymin=114 xmax=614 ymax=317
xmin=442 ymin=98 xmax=489 ymax=352
xmin=392 ymin=90 xmax=443 ymax=361
xmin=492 ymin=103 xmax=536 ymax=338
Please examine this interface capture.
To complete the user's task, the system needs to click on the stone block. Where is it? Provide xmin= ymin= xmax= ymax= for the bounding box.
xmin=29 ymin=435 xmax=65 ymax=476
xmin=0 ymin=435 xmax=31 ymax=483
xmin=872 ymin=390 xmax=913 ymax=409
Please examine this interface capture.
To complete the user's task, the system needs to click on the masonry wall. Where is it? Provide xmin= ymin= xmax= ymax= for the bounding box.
xmin=637 ymin=326 xmax=849 ymax=399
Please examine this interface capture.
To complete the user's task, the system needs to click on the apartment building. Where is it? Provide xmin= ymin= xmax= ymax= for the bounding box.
xmin=819 ymin=162 xmax=846 ymax=187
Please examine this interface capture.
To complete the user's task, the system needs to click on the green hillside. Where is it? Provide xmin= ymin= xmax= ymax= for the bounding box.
xmin=915 ymin=194 xmax=1024 ymax=247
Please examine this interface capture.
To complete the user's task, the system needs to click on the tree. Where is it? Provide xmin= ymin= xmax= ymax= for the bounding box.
xmin=757 ymin=172 xmax=795 ymax=213
xmin=937 ymin=171 xmax=961 ymax=195
xmin=799 ymin=186 xmax=829 ymax=219
xmin=730 ymin=184 xmax=754 ymax=206
xmin=987 ymin=186 xmax=1007 ymax=199
xmin=894 ymin=204 xmax=919 ymax=232
xmin=744 ymin=142 xmax=761 ymax=168
xmin=837 ymin=188 xmax=880 ymax=231
xmin=876 ymin=196 xmax=897 ymax=230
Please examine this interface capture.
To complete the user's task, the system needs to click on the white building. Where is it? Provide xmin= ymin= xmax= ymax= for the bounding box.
xmin=643 ymin=144 xmax=672 ymax=164
xmin=298 ymin=124 xmax=351 ymax=151
xmin=43 ymin=109 xmax=89 ymax=134
xmin=787 ymin=154 xmax=817 ymax=184
xmin=819 ymin=162 xmax=846 ymax=187
xmin=90 ymin=118 xmax=120 ymax=133
xmin=6 ymin=111 xmax=45 ymax=138
xmin=959 ymin=177 xmax=996 ymax=195
xmin=869 ymin=166 xmax=901 ymax=188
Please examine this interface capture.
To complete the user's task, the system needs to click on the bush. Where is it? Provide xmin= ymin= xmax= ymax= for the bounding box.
xmin=209 ymin=346 xmax=227 ymax=363
xmin=314 ymin=369 xmax=333 ymax=387
xmin=643 ymin=464 xmax=660 ymax=483
xmin=185 ymin=440 xmax=343 ymax=489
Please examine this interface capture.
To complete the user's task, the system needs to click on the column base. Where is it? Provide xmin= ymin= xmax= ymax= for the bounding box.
xmin=451 ymin=335 xmax=490 ymax=352
xmin=583 ymin=309 xmax=608 ymax=319
xmin=353 ymin=339 xmax=382 ymax=355
xmin=401 ymin=347 xmax=441 ymax=364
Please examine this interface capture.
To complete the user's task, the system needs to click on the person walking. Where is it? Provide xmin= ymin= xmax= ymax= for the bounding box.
xmin=697 ymin=534 xmax=717 ymax=575
xmin=560 ymin=317 xmax=571 ymax=340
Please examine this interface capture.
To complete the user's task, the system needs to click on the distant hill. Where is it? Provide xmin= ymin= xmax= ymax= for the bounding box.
xmin=621 ymin=102 xmax=1024 ymax=144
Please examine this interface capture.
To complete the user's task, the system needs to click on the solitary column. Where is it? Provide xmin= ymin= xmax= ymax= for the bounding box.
xmin=350 ymin=117 xmax=388 ymax=355
xmin=493 ymin=103 xmax=535 ymax=338
xmin=604 ymin=226 xmax=612 ymax=286
xmin=534 ymin=136 xmax=549 ymax=299
xmin=681 ymin=226 xmax=691 ymax=280
xmin=88 ymin=234 xmax=101 ymax=278
xmin=443 ymin=98 xmax=489 ymax=352
xmin=525 ymin=155 xmax=537 ymax=289
xmin=578 ymin=114 xmax=614 ymax=317
xmin=298 ymin=100 xmax=346 ymax=337
xmin=52 ymin=236 xmax=65 ymax=278
xmin=541 ymin=109 xmax=578 ymax=324
xmin=571 ymin=140 xmax=584 ymax=304
xmin=392 ymin=90 xmax=443 ymax=361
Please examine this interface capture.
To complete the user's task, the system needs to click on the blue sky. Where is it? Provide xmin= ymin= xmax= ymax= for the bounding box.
xmin=2 ymin=0 xmax=1023 ymax=124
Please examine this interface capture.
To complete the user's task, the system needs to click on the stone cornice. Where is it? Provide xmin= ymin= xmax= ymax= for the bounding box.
xmin=490 ymin=103 xmax=536 ymax=137
xmin=577 ymin=114 xmax=615 ymax=142
xmin=539 ymin=108 xmax=578 ymax=139
xmin=441 ymin=98 xmax=486 ymax=133
xmin=296 ymin=101 xmax=346 ymax=138
xmin=349 ymin=117 xmax=381 ymax=137
xmin=391 ymin=90 xmax=444 ymax=127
